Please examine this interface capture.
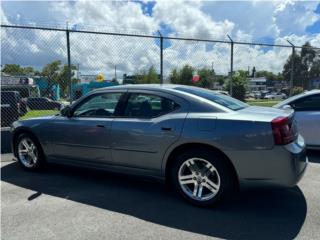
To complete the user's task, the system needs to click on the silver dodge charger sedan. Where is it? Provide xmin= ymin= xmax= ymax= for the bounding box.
xmin=11 ymin=84 xmax=307 ymax=207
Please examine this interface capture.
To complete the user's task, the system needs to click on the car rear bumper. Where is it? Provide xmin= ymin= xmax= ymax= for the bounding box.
xmin=225 ymin=135 xmax=308 ymax=187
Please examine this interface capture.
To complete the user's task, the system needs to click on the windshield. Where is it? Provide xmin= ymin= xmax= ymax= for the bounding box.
xmin=175 ymin=86 xmax=248 ymax=111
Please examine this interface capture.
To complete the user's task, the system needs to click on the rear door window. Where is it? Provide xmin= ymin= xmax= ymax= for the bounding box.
xmin=175 ymin=87 xmax=248 ymax=111
xmin=292 ymin=94 xmax=320 ymax=111
xmin=123 ymin=93 xmax=179 ymax=118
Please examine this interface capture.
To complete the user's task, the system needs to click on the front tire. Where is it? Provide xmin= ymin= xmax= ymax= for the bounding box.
xmin=15 ymin=133 xmax=46 ymax=170
xmin=170 ymin=149 xmax=235 ymax=207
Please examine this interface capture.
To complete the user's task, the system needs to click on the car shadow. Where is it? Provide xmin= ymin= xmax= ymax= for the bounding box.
xmin=307 ymin=150 xmax=320 ymax=163
xmin=1 ymin=162 xmax=307 ymax=240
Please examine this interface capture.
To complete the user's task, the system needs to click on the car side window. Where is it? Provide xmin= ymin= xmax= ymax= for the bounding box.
xmin=291 ymin=94 xmax=320 ymax=111
xmin=123 ymin=93 xmax=179 ymax=118
xmin=73 ymin=93 xmax=122 ymax=118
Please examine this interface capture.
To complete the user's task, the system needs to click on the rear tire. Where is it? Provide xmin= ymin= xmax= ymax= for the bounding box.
xmin=15 ymin=133 xmax=46 ymax=171
xmin=170 ymin=149 xmax=235 ymax=207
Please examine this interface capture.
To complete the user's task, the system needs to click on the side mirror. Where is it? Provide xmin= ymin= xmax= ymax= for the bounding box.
xmin=60 ymin=106 xmax=72 ymax=118
xmin=282 ymin=104 xmax=293 ymax=110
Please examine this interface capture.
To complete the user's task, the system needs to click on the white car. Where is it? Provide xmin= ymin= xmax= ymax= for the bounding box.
xmin=264 ymin=93 xmax=286 ymax=100
xmin=274 ymin=90 xmax=320 ymax=149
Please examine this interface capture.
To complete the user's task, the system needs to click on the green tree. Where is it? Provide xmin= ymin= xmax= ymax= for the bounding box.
xmin=136 ymin=66 xmax=160 ymax=84
xmin=23 ymin=66 xmax=36 ymax=75
xmin=168 ymin=65 xmax=194 ymax=85
xmin=41 ymin=60 xmax=77 ymax=96
xmin=169 ymin=68 xmax=180 ymax=84
xmin=42 ymin=60 xmax=61 ymax=82
xmin=282 ymin=41 xmax=318 ymax=90
xmin=59 ymin=64 xmax=77 ymax=94
xmin=196 ymin=68 xmax=213 ymax=88
xmin=2 ymin=64 xmax=36 ymax=75
xmin=282 ymin=53 xmax=303 ymax=87
xmin=2 ymin=64 xmax=24 ymax=75
xmin=169 ymin=65 xmax=217 ymax=88
xmin=224 ymin=70 xmax=247 ymax=101
xmin=215 ymin=75 xmax=227 ymax=86
xmin=179 ymin=65 xmax=194 ymax=85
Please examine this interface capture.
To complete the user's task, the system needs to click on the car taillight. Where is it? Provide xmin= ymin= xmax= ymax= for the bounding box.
xmin=271 ymin=116 xmax=296 ymax=145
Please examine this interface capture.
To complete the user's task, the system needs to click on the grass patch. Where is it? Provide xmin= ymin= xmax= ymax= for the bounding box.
xmin=246 ymin=100 xmax=280 ymax=107
xmin=20 ymin=110 xmax=59 ymax=120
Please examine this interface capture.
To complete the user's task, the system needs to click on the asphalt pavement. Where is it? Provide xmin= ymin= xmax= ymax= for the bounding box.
xmin=1 ymin=151 xmax=319 ymax=240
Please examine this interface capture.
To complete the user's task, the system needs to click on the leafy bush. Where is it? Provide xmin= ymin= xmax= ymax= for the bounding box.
xmin=224 ymin=71 xmax=247 ymax=101
xmin=292 ymin=86 xmax=304 ymax=95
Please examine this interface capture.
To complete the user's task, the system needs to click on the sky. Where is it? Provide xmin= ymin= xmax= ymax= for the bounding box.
xmin=1 ymin=0 xmax=320 ymax=79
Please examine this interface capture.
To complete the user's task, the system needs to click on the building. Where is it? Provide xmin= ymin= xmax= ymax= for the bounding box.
xmin=1 ymin=74 xmax=61 ymax=100
xmin=310 ymin=78 xmax=320 ymax=89
xmin=1 ymin=73 xmax=34 ymax=85
xmin=247 ymin=77 xmax=267 ymax=92
xmin=72 ymin=81 xmax=119 ymax=99
xmin=269 ymin=80 xmax=288 ymax=92
xmin=33 ymin=77 xmax=60 ymax=101
xmin=79 ymin=74 xmax=97 ymax=83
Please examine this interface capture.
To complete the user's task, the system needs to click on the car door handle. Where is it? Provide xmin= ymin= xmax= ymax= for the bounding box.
xmin=96 ymin=124 xmax=105 ymax=128
xmin=161 ymin=127 xmax=172 ymax=131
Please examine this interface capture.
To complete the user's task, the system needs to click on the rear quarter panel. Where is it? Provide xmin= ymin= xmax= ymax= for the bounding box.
xmin=161 ymin=112 xmax=275 ymax=176
xmin=180 ymin=113 xmax=274 ymax=151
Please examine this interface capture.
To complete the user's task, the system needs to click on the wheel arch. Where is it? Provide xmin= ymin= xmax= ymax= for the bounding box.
xmin=164 ymin=142 xmax=239 ymax=188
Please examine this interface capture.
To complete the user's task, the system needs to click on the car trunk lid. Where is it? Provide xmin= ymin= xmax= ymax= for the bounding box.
xmin=239 ymin=106 xmax=297 ymax=145
xmin=238 ymin=105 xmax=294 ymax=120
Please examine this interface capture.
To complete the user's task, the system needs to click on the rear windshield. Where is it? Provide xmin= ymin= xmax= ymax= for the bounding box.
xmin=175 ymin=87 xmax=248 ymax=111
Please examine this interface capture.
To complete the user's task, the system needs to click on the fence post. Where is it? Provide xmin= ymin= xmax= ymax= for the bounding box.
xmin=227 ymin=35 xmax=234 ymax=96
xmin=287 ymin=40 xmax=295 ymax=96
xmin=66 ymin=28 xmax=72 ymax=103
xmin=158 ymin=31 xmax=163 ymax=84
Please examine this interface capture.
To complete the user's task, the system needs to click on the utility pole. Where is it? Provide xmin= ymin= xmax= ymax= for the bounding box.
xmin=158 ymin=30 xmax=163 ymax=84
xmin=114 ymin=65 xmax=117 ymax=81
xmin=66 ymin=22 xmax=72 ymax=103
xmin=287 ymin=40 xmax=295 ymax=96
xmin=227 ymin=34 xmax=234 ymax=97
xmin=211 ymin=61 xmax=214 ymax=89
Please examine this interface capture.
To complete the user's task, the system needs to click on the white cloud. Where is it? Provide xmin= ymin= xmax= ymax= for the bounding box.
xmin=153 ymin=0 xmax=234 ymax=40
xmin=274 ymin=1 xmax=320 ymax=36
xmin=52 ymin=1 xmax=158 ymax=34
xmin=1 ymin=6 xmax=9 ymax=24
xmin=202 ymin=0 xmax=319 ymax=41
xmin=1 ymin=0 xmax=319 ymax=80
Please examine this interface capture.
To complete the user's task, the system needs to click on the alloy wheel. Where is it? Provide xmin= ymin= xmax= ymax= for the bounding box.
xmin=18 ymin=138 xmax=38 ymax=168
xmin=178 ymin=158 xmax=220 ymax=201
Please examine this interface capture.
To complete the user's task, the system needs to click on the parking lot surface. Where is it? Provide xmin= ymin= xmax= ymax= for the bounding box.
xmin=1 ymin=151 xmax=320 ymax=240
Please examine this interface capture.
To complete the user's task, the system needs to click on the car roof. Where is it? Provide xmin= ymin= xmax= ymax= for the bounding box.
xmin=94 ymin=84 xmax=183 ymax=91
xmin=93 ymin=84 xmax=228 ymax=95
xmin=2 ymin=91 xmax=20 ymax=95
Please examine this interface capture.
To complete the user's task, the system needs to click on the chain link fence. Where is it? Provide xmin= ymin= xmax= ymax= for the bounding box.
xmin=1 ymin=24 xmax=320 ymax=126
